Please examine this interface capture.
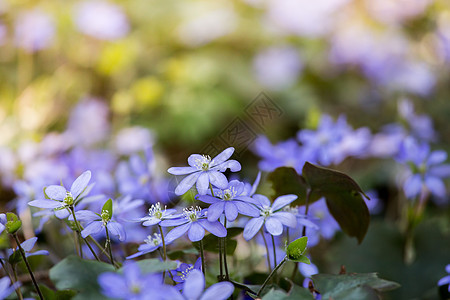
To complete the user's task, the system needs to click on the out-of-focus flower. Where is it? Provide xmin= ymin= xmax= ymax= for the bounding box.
xmin=265 ymin=0 xmax=349 ymax=37
xmin=365 ymin=0 xmax=431 ymax=25
xmin=168 ymin=147 xmax=241 ymax=195
xmin=74 ymin=0 xmax=129 ymax=41
xmin=14 ymin=9 xmax=55 ymax=52
xmin=243 ymin=194 xmax=297 ymax=240
xmin=74 ymin=206 xmax=126 ymax=241
xmin=177 ymin=1 xmax=236 ymax=47
xmin=253 ymin=46 xmax=303 ymax=90
xmin=162 ymin=207 xmax=227 ymax=242
xmin=126 ymin=233 xmax=168 ymax=259
xmin=307 ymin=199 xmax=340 ymax=240
xmin=66 ymin=98 xmax=110 ymax=147
xmin=0 ymin=237 xmax=49 ymax=261
xmin=397 ymin=137 xmax=450 ymax=202
xmin=242 ymin=172 xmax=261 ymax=197
xmin=0 ymin=147 xmax=17 ymax=187
xmin=0 ymin=277 xmax=20 ymax=300
xmin=0 ymin=22 xmax=6 ymax=46
xmin=253 ymin=136 xmax=306 ymax=173
xmin=28 ymin=170 xmax=91 ymax=219
xmin=398 ymin=99 xmax=435 ymax=141
xmin=197 ymin=180 xmax=259 ymax=222
xmin=0 ymin=214 xmax=6 ymax=234
xmin=438 ymin=264 xmax=450 ymax=292
xmin=171 ymin=258 xmax=202 ymax=289
xmin=172 ymin=269 xmax=234 ymax=300
xmin=98 ymin=261 xmax=176 ymax=299
xmin=115 ymin=127 xmax=154 ymax=155
xmin=368 ymin=124 xmax=406 ymax=158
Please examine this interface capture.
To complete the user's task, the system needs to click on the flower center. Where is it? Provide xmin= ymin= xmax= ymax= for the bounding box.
xmin=218 ymin=187 xmax=237 ymax=201
xmin=180 ymin=265 xmax=194 ymax=281
xmin=131 ymin=284 xmax=141 ymax=294
xmin=149 ymin=203 xmax=164 ymax=219
xmin=63 ymin=191 xmax=74 ymax=206
xmin=144 ymin=233 xmax=162 ymax=246
xmin=195 ymin=155 xmax=212 ymax=171
xmin=139 ymin=174 xmax=150 ymax=185
xmin=260 ymin=206 xmax=273 ymax=218
xmin=183 ymin=206 xmax=202 ymax=222
xmin=101 ymin=210 xmax=110 ymax=225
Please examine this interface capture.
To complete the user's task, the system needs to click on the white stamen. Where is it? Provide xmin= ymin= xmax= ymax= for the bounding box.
xmin=183 ymin=206 xmax=202 ymax=222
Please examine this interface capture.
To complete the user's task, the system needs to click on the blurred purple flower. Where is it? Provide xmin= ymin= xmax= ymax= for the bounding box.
xmin=115 ymin=127 xmax=154 ymax=155
xmin=438 ymin=264 xmax=450 ymax=292
xmin=243 ymin=194 xmax=297 ymax=240
xmin=365 ymin=0 xmax=431 ymax=25
xmin=0 ymin=214 xmax=6 ymax=234
xmin=253 ymin=136 xmax=306 ymax=174
xmin=28 ymin=170 xmax=91 ymax=219
xmin=397 ymin=137 xmax=450 ymax=202
xmin=162 ymin=207 xmax=227 ymax=242
xmin=74 ymin=0 xmax=129 ymax=41
xmin=0 ymin=277 xmax=19 ymax=299
xmin=196 ymin=180 xmax=259 ymax=222
xmin=306 ymin=199 xmax=340 ymax=240
xmin=0 ymin=22 xmax=6 ymax=46
xmin=0 ymin=237 xmax=49 ymax=261
xmin=253 ymin=46 xmax=303 ymax=90
xmin=398 ymin=99 xmax=436 ymax=142
xmin=14 ymin=9 xmax=54 ymax=52
xmin=242 ymin=171 xmax=261 ymax=197
xmin=168 ymin=147 xmax=241 ymax=195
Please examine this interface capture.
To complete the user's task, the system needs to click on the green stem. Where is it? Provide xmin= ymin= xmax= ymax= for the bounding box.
xmin=12 ymin=266 xmax=23 ymax=300
xmin=223 ymin=219 xmax=229 ymax=281
xmin=209 ymin=183 xmax=223 ymax=280
xmin=88 ymin=236 xmax=120 ymax=268
xmin=158 ymin=225 xmax=167 ymax=282
xmin=257 ymin=256 xmax=288 ymax=297
xmin=70 ymin=207 xmax=100 ymax=262
xmin=13 ymin=234 xmax=44 ymax=300
xmin=271 ymin=235 xmax=277 ymax=281
xmin=292 ymin=189 xmax=312 ymax=280
xmin=199 ymin=239 xmax=206 ymax=276
xmin=260 ymin=229 xmax=272 ymax=273
xmin=105 ymin=226 xmax=116 ymax=268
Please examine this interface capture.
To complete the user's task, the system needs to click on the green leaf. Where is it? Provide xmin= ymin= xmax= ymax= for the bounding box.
xmin=167 ymin=248 xmax=198 ymax=260
xmin=267 ymin=167 xmax=321 ymax=206
xmin=261 ymin=288 xmax=289 ymax=300
xmin=8 ymin=249 xmax=22 ymax=265
xmin=49 ymin=255 xmax=115 ymax=300
xmin=40 ymin=284 xmax=77 ymax=300
xmin=302 ymin=162 xmax=370 ymax=244
xmin=312 ymin=273 xmax=400 ymax=300
xmin=6 ymin=212 xmax=22 ymax=234
xmin=102 ymin=199 xmax=113 ymax=220
xmin=192 ymin=228 xmax=243 ymax=255
xmin=133 ymin=259 xmax=177 ymax=273
xmin=286 ymin=237 xmax=309 ymax=262
xmin=286 ymin=283 xmax=315 ymax=300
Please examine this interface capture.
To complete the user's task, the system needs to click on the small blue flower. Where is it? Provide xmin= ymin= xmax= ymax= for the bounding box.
xmin=126 ymin=233 xmax=170 ymax=259
xmin=28 ymin=170 xmax=92 ymax=219
xmin=197 ymin=180 xmax=260 ymax=222
xmin=138 ymin=202 xmax=178 ymax=227
xmin=0 ymin=277 xmax=20 ymax=300
xmin=168 ymin=147 xmax=241 ymax=195
xmin=171 ymin=269 xmax=234 ymax=300
xmin=0 ymin=237 xmax=49 ymax=261
xmin=171 ymin=258 xmax=202 ymax=289
xmin=162 ymin=207 xmax=227 ymax=242
xmin=243 ymin=194 xmax=297 ymax=240
xmin=73 ymin=207 xmax=126 ymax=241
xmin=438 ymin=264 xmax=450 ymax=292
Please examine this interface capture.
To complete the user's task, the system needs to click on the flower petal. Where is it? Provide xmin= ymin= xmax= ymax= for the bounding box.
xmin=208 ymin=172 xmax=228 ymax=190
xmin=210 ymin=147 xmax=235 ymax=166
xmin=200 ymin=282 xmax=234 ymax=300
xmin=425 ymin=176 xmax=446 ymax=198
xmin=207 ymin=201 xmax=225 ymax=222
xmin=272 ymin=194 xmax=297 ymax=211
xmin=54 ymin=209 xmax=70 ymax=219
xmin=196 ymin=194 xmax=219 ymax=204
xmin=428 ymin=150 xmax=447 ymax=166
xmin=233 ymin=201 xmax=260 ymax=217
xmin=168 ymin=167 xmax=198 ymax=175
xmin=74 ymin=210 xmax=100 ymax=222
xmin=224 ymin=202 xmax=238 ymax=221
xmin=81 ymin=221 xmax=103 ymax=238
xmin=98 ymin=273 xmax=129 ymax=299
xmin=165 ymin=223 xmax=191 ymax=242
xmin=28 ymin=199 xmax=62 ymax=209
xmin=403 ymin=174 xmax=422 ymax=198
xmin=45 ymin=185 xmax=67 ymax=200
xmin=196 ymin=172 xmax=210 ymax=195
xmin=188 ymin=222 xmax=205 ymax=242
xmin=252 ymin=194 xmax=270 ymax=207
xmin=160 ymin=218 xmax=187 ymax=227
xmin=182 ymin=269 xmax=205 ymax=300
xmin=21 ymin=237 xmax=38 ymax=252
xmin=175 ymin=172 xmax=201 ymax=196
xmin=243 ymin=217 xmax=264 ymax=240
xmin=70 ymin=171 xmax=91 ymax=199
xmin=265 ymin=217 xmax=283 ymax=236
xmin=273 ymin=212 xmax=297 ymax=228
xmin=188 ymin=154 xmax=204 ymax=168
xmin=198 ymin=219 xmax=227 ymax=237
xmin=107 ymin=222 xmax=126 ymax=241
xmin=214 ymin=160 xmax=241 ymax=172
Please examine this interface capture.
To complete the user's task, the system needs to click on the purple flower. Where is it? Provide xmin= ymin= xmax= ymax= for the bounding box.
xmin=197 ymin=180 xmax=259 ymax=222
xmin=162 ymin=207 xmax=227 ymax=242
xmin=115 ymin=127 xmax=154 ymax=155
xmin=98 ymin=261 xmax=176 ymax=300
xmin=0 ymin=277 xmax=19 ymax=299
xmin=243 ymin=194 xmax=297 ymax=240
xmin=28 ymin=170 xmax=91 ymax=219
xmin=138 ymin=202 xmax=178 ymax=227
xmin=171 ymin=269 xmax=234 ymax=300
xmin=397 ymin=137 xmax=450 ymax=201
xmin=438 ymin=264 xmax=450 ymax=292
xmin=168 ymin=147 xmax=241 ymax=195
xmin=0 ymin=237 xmax=49 ymax=261
xmin=0 ymin=214 xmax=6 ymax=235
xmin=242 ymin=171 xmax=261 ymax=197
xmin=14 ymin=9 xmax=55 ymax=52
xmin=126 ymin=233 xmax=167 ymax=259
xmin=171 ymin=258 xmax=202 ymax=288
xmin=74 ymin=0 xmax=129 ymax=41
xmin=74 ymin=208 xmax=126 ymax=241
